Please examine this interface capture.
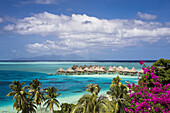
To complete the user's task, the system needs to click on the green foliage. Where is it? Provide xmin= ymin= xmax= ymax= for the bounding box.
xmin=72 ymin=84 xmax=111 ymax=113
xmin=43 ymin=86 xmax=61 ymax=113
xmin=6 ymin=81 xmax=37 ymax=113
xmin=152 ymin=58 xmax=170 ymax=85
xmin=107 ymin=76 xmax=130 ymax=113
xmin=28 ymin=78 xmax=45 ymax=113
xmin=86 ymin=83 xmax=101 ymax=95
xmin=138 ymin=58 xmax=170 ymax=87
xmin=55 ymin=103 xmax=76 ymax=113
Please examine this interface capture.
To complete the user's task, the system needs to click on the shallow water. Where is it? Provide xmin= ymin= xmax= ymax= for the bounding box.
xmin=0 ymin=62 xmax=153 ymax=111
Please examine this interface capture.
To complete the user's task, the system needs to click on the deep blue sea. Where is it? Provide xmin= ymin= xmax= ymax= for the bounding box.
xmin=0 ymin=61 xmax=153 ymax=111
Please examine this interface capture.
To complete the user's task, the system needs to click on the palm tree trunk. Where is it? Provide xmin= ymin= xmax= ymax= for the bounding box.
xmin=52 ymin=106 xmax=54 ymax=113
xmin=39 ymin=105 xmax=42 ymax=113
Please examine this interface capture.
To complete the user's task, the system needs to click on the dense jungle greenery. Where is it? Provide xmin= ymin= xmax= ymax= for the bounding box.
xmin=7 ymin=58 xmax=170 ymax=113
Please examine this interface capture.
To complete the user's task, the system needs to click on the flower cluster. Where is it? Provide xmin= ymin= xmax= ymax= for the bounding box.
xmin=125 ymin=60 xmax=170 ymax=113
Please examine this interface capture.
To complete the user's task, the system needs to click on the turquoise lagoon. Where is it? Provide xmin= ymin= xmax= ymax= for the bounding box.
xmin=0 ymin=61 xmax=153 ymax=112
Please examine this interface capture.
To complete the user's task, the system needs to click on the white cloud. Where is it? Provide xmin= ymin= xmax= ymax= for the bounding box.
xmin=0 ymin=18 xmax=3 ymax=22
xmin=137 ymin=12 xmax=157 ymax=20
xmin=35 ymin=0 xmax=57 ymax=4
xmin=20 ymin=0 xmax=57 ymax=5
xmin=4 ymin=12 xmax=170 ymax=55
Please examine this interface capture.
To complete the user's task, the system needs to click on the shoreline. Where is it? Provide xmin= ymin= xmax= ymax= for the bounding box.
xmin=0 ymin=91 xmax=108 ymax=113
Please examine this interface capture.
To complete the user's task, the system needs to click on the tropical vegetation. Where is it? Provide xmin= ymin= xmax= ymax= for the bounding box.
xmin=7 ymin=58 xmax=170 ymax=113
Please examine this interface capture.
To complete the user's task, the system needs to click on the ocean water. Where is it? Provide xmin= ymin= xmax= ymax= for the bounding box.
xmin=0 ymin=62 xmax=153 ymax=112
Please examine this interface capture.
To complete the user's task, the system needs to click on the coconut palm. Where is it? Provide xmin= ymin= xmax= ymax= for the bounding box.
xmin=86 ymin=83 xmax=101 ymax=95
xmin=43 ymin=86 xmax=61 ymax=113
xmin=6 ymin=81 xmax=36 ymax=113
xmin=28 ymin=78 xmax=45 ymax=113
xmin=72 ymin=84 xmax=111 ymax=113
xmin=22 ymin=98 xmax=37 ymax=113
xmin=107 ymin=76 xmax=130 ymax=113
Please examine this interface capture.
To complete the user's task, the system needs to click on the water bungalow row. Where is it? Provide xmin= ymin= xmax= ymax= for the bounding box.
xmin=53 ymin=65 xmax=144 ymax=76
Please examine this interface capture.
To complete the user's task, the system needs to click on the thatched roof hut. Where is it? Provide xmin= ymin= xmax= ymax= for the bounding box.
xmin=129 ymin=67 xmax=138 ymax=73
xmin=57 ymin=67 xmax=65 ymax=72
xmin=99 ymin=67 xmax=104 ymax=72
xmin=77 ymin=68 xmax=84 ymax=72
xmin=65 ymin=67 xmax=74 ymax=73
xmin=123 ymin=67 xmax=129 ymax=72
xmin=102 ymin=66 xmax=106 ymax=69
xmin=107 ymin=67 xmax=114 ymax=72
xmin=84 ymin=67 xmax=89 ymax=71
xmin=116 ymin=66 xmax=123 ymax=71
xmin=138 ymin=69 xmax=144 ymax=74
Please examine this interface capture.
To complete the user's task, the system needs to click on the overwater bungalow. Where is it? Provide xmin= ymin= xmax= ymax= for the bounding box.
xmin=118 ymin=68 xmax=124 ymax=75
xmin=65 ymin=67 xmax=74 ymax=75
xmin=99 ymin=67 xmax=105 ymax=74
xmin=116 ymin=66 xmax=123 ymax=73
xmin=57 ymin=67 xmax=65 ymax=74
xmin=123 ymin=67 xmax=130 ymax=75
xmin=113 ymin=66 xmax=117 ymax=72
xmin=107 ymin=66 xmax=114 ymax=74
xmin=84 ymin=67 xmax=89 ymax=73
xmin=77 ymin=67 xmax=84 ymax=75
xmin=129 ymin=67 xmax=138 ymax=76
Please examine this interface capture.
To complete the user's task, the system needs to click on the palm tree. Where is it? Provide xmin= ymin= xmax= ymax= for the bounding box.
xmin=72 ymin=84 xmax=111 ymax=113
xmin=28 ymin=78 xmax=45 ymax=113
xmin=6 ymin=81 xmax=36 ymax=113
xmin=107 ymin=76 xmax=130 ymax=113
xmin=86 ymin=83 xmax=101 ymax=95
xmin=43 ymin=86 xmax=61 ymax=113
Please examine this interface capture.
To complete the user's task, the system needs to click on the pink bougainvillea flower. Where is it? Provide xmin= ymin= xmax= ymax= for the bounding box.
xmin=145 ymin=76 xmax=148 ymax=79
xmin=127 ymin=84 xmax=131 ymax=88
xmin=142 ymin=67 xmax=145 ymax=70
xmin=151 ymin=66 xmax=155 ymax=70
xmin=124 ymin=108 xmax=128 ymax=112
xmin=132 ymin=83 xmax=135 ymax=87
xmin=139 ymin=60 xmax=145 ymax=65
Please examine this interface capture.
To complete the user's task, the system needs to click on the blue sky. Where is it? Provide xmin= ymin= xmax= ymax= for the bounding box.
xmin=0 ymin=0 xmax=170 ymax=60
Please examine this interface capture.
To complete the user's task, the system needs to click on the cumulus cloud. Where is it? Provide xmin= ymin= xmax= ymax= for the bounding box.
xmin=137 ymin=12 xmax=157 ymax=20
xmin=4 ymin=12 xmax=170 ymax=55
xmin=35 ymin=0 xmax=57 ymax=4
xmin=20 ymin=0 xmax=58 ymax=5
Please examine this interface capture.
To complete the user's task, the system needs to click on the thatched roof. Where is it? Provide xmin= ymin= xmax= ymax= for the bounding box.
xmin=138 ymin=69 xmax=144 ymax=73
xmin=123 ymin=67 xmax=129 ymax=72
xmin=84 ymin=67 xmax=89 ymax=71
xmin=75 ymin=67 xmax=80 ymax=71
xmin=108 ymin=66 xmax=113 ymax=69
xmin=88 ymin=68 xmax=93 ymax=72
xmin=99 ymin=67 xmax=104 ymax=72
xmin=65 ymin=67 xmax=74 ymax=72
xmin=129 ymin=67 xmax=138 ymax=73
xmin=102 ymin=65 xmax=106 ymax=69
xmin=94 ymin=66 xmax=100 ymax=71
xmin=77 ymin=68 xmax=83 ymax=72
xmin=107 ymin=67 xmax=114 ymax=72
xmin=116 ymin=66 xmax=123 ymax=71
xmin=113 ymin=66 xmax=117 ymax=69
xmin=57 ymin=67 xmax=65 ymax=72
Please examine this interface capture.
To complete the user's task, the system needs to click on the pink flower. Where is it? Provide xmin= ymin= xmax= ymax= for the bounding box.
xmin=139 ymin=60 xmax=145 ymax=65
xmin=132 ymin=83 xmax=135 ymax=87
xmin=127 ymin=84 xmax=131 ymax=88
xmin=142 ymin=67 xmax=145 ymax=70
xmin=124 ymin=108 xmax=128 ymax=112
xmin=145 ymin=76 xmax=148 ymax=79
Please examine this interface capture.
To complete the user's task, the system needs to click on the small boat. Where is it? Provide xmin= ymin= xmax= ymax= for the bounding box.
xmin=47 ymin=73 xmax=53 ymax=75
xmin=125 ymin=80 xmax=130 ymax=84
